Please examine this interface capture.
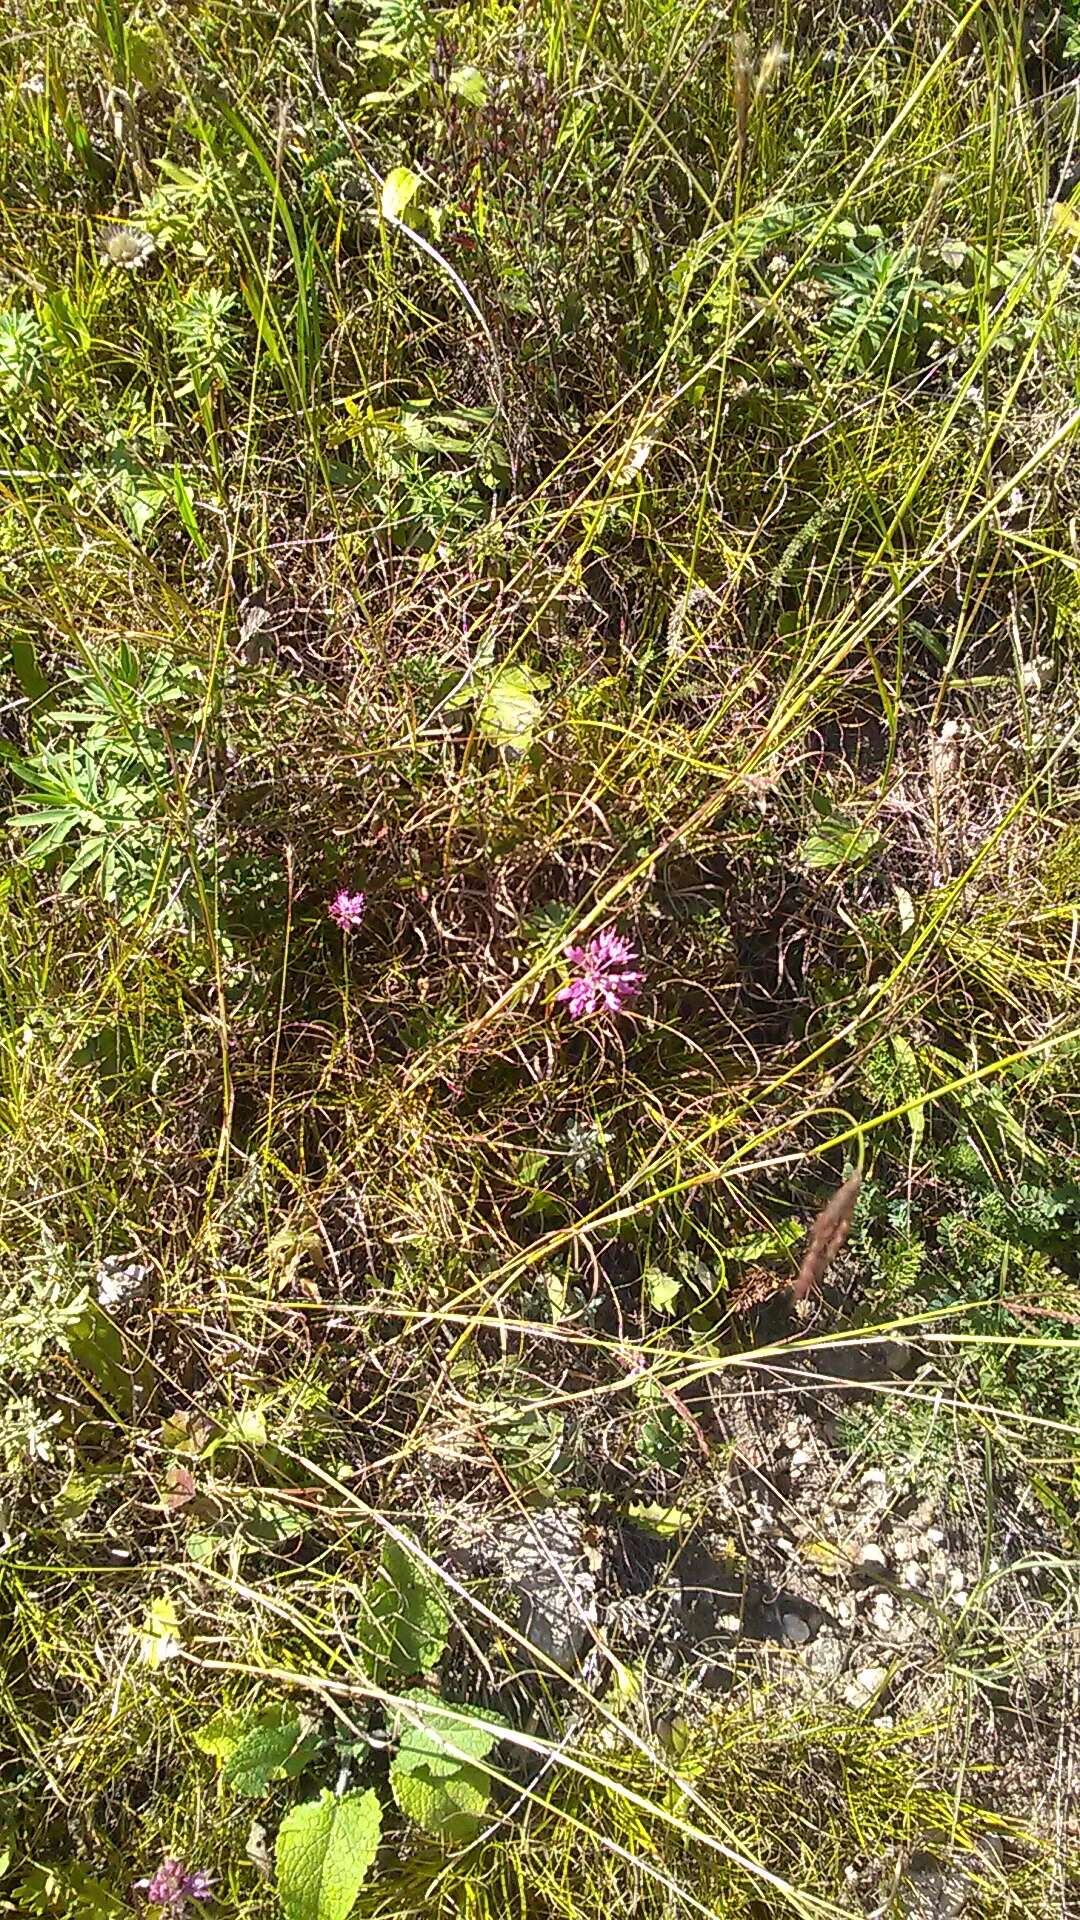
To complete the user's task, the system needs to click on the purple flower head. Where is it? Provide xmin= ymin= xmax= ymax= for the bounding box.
xmin=555 ymin=928 xmax=644 ymax=1019
xmin=328 ymin=888 xmax=366 ymax=932
xmin=136 ymin=1860 xmax=213 ymax=1914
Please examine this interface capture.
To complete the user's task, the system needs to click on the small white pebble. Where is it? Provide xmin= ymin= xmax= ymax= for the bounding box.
xmin=844 ymin=1664 xmax=889 ymax=1707
xmin=854 ymin=1543 xmax=888 ymax=1577
xmin=871 ymin=1592 xmax=896 ymax=1633
xmin=782 ymin=1612 xmax=812 ymax=1646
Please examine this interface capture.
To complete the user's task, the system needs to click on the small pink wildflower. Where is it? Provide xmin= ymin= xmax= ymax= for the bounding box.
xmin=555 ymin=928 xmax=644 ymax=1019
xmin=136 ymin=1860 xmax=213 ymax=1914
xmin=328 ymin=888 xmax=366 ymax=932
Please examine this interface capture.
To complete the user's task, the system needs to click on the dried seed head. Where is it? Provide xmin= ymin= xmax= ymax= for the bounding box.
xmin=791 ymin=1169 xmax=862 ymax=1302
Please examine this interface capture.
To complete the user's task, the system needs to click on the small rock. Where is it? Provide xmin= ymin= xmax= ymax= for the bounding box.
xmin=898 ymin=1853 xmax=971 ymax=1920
xmin=925 ymin=1527 xmax=945 ymax=1547
xmin=882 ymin=1338 xmax=912 ymax=1371
xmin=871 ymin=1590 xmax=897 ymax=1633
xmin=717 ymin=1612 xmax=742 ymax=1636
xmin=853 ymin=1542 xmax=888 ymax=1580
xmin=805 ymin=1631 xmax=846 ymax=1679
xmin=499 ymin=1504 xmax=597 ymax=1673
xmin=902 ymin=1560 xmax=926 ymax=1590
xmin=845 ymin=1664 xmax=890 ymax=1707
xmin=96 ymin=1253 xmax=151 ymax=1312
xmin=781 ymin=1612 xmax=812 ymax=1646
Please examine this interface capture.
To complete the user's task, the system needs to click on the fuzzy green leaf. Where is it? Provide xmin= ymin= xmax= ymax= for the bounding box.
xmin=801 ymin=808 xmax=880 ymax=873
xmin=276 ymin=1789 xmax=382 ymax=1920
xmin=389 ymin=1698 xmax=504 ymax=1842
xmin=381 ymin=167 xmax=421 ymax=221
xmin=448 ymin=66 xmax=488 ymax=107
xmin=223 ymin=1706 xmax=307 ymax=1796
xmin=391 ymin=1697 xmax=500 ymax=1777
xmin=356 ymin=1537 xmax=449 ymax=1683
xmin=390 ymin=1758 xmax=490 ymax=1841
xmin=477 ymin=662 xmax=549 ymax=750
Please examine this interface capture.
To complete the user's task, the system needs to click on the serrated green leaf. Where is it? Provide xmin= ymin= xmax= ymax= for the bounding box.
xmin=391 ymin=1696 xmax=501 ymax=1777
xmin=390 ymin=1757 xmax=490 ymax=1842
xmin=389 ymin=1698 xmax=504 ymax=1840
xmin=223 ymin=1705 xmax=306 ymax=1796
xmin=381 ymin=166 xmax=421 ymax=221
xmin=622 ymin=1501 xmax=694 ymax=1538
xmin=195 ymin=1704 xmax=253 ymax=1762
xmin=196 ymin=1704 xmax=317 ymax=1789
xmin=477 ymin=662 xmax=549 ymax=750
xmin=276 ymin=1788 xmax=382 ymax=1920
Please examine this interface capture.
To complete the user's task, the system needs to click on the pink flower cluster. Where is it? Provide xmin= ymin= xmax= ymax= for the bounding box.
xmin=136 ymin=1860 xmax=213 ymax=1915
xmin=555 ymin=928 xmax=644 ymax=1019
xmin=328 ymin=888 xmax=366 ymax=931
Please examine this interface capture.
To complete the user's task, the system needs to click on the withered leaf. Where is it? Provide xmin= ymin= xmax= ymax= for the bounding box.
xmin=164 ymin=1464 xmax=197 ymax=1511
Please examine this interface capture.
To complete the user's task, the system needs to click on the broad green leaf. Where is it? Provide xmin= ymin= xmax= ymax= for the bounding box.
xmin=448 ymin=66 xmax=488 ymax=107
xmin=139 ymin=1593 xmax=181 ymax=1666
xmin=53 ymin=1465 xmax=119 ymax=1530
xmin=644 ymin=1266 xmax=681 ymax=1315
xmin=235 ymin=1492 xmax=303 ymax=1550
xmin=390 ymin=1757 xmax=490 ymax=1841
xmin=10 ymin=635 xmax=49 ymax=707
xmin=636 ymin=1401 xmax=687 ymax=1472
xmin=477 ymin=662 xmax=549 ymax=750
xmin=622 ymin=1501 xmax=694 ymax=1538
xmin=391 ymin=1696 xmax=500 ymax=1777
xmin=356 ymin=1537 xmax=449 ymax=1682
xmin=801 ymin=807 xmax=880 ymax=873
xmin=186 ymin=1530 xmax=219 ymax=1565
xmin=222 ymin=1705 xmax=312 ymax=1796
xmin=276 ymin=1788 xmax=382 ymax=1920
xmin=389 ymin=1698 xmax=504 ymax=1842
xmin=195 ymin=1704 xmax=252 ymax=1762
xmin=381 ymin=167 xmax=421 ymax=221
